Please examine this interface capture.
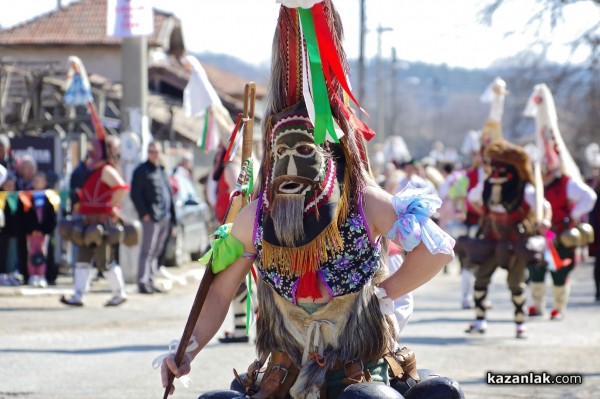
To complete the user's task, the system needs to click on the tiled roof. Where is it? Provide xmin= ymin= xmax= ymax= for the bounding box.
xmin=202 ymin=63 xmax=267 ymax=100
xmin=0 ymin=0 xmax=175 ymax=46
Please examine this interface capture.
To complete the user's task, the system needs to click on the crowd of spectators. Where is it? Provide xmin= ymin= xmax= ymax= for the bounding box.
xmin=0 ymin=134 xmax=58 ymax=287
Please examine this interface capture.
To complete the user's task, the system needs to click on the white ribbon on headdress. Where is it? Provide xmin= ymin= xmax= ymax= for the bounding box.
xmin=277 ymin=0 xmax=323 ymax=9
xmin=151 ymin=336 xmax=199 ymax=388
xmin=523 ymin=83 xmax=583 ymax=183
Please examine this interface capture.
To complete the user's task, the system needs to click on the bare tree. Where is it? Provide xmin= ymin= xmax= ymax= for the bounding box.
xmin=479 ymin=0 xmax=600 ymax=172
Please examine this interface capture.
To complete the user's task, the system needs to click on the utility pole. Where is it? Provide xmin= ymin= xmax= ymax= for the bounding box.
xmin=376 ymin=24 xmax=393 ymax=142
xmin=358 ymin=0 xmax=366 ymax=107
xmin=119 ymin=35 xmax=148 ymax=283
xmin=390 ymin=46 xmax=397 ymax=136
xmin=120 ymin=36 xmax=148 ymax=180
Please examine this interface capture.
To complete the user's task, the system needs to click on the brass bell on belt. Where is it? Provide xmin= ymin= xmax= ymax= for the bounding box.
xmin=83 ymin=223 xmax=105 ymax=247
xmin=70 ymin=223 xmax=86 ymax=247
xmin=576 ymin=222 xmax=595 ymax=246
xmin=106 ymin=224 xmax=125 ymax=245
xmin=558 ymin=226 xmax=582 ymax=249
xmin=122 ymin=220 xmax=142 ymax=247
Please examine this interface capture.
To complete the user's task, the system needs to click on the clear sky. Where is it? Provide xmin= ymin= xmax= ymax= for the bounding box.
xmin=1 ymin=0 xmax=597 ymax=69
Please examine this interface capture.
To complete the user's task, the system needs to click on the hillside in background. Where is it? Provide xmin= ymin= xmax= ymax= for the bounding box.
xmin=196 ymin=51 xmax=594 ymax=171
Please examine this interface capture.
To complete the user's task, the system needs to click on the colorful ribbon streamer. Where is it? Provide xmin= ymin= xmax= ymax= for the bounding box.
xmin=223 ymin=113 xmax=244 ymax=161
xmin=298 ymin=8 xmax=338 ymax=144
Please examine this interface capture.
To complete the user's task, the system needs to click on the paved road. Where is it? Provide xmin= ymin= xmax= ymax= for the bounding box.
xmin=0 ymin=258 xmax=598 ymax=399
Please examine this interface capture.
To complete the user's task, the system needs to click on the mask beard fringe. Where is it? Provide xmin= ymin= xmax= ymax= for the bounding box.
xmin=270 ymin=194 xmax=305 ymax=247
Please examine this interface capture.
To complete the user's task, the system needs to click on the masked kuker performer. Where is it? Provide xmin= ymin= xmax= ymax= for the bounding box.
xmin=524 ymin=84 xmax=597 ymax=320
xmin=465 ymin=140 xmax=551 ymax=339
xmin=159 ymin=1 xmax=462 ymax=398
xmin=59 ymin=56 xmax=131 ymax=307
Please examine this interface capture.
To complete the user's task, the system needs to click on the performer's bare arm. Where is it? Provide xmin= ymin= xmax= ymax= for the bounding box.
xmin=101 ymin=164 xmax=128 ymax=206
xmin=161 ymin=200 xmax=257 ymax=393
xmin=362 ymin=185 xmax=454 ymax=301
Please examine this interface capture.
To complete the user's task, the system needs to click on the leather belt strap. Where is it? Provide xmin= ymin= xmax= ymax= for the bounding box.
xmin=250 ymin=352 xmax=299 ymax=399
xmin=384 ymin=347 xmax=420 ymax=382
xmin=234 ymin=352 xmax=269 ymax=395
xmin=341 ymin=358 xmax=371 ymax=385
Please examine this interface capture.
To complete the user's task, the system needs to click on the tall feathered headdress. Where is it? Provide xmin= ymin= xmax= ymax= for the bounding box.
xmin=479 ymin=77 xmax=508 ymax=150
xmin=523 ymin=83 xmax=583 ymax=182
xmin=260 ymin=0 xmax=375 ymax=199
xmin=257 ymin=0 xmax=378 ymax=299
xmin=64 ymin=56 xmax=106 ymax=165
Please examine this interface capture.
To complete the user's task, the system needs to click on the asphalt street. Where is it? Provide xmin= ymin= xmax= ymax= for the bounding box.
xmin=0 ymin=257 xmax=598 ymax=399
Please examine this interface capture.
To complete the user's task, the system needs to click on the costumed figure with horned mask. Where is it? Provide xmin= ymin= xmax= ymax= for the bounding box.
xmin=158 ymin=1 xmax=463 ymax=398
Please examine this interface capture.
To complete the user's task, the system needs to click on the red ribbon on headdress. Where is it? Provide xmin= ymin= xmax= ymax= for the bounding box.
xmin=311 ymin=3 xmax=366 ymax=116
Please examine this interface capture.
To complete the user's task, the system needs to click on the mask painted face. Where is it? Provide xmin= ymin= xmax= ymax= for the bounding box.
xmin=270 ymin=104 xmax=326 ymax=198
xmin=489 ymin=161 xmax=517 ymax=183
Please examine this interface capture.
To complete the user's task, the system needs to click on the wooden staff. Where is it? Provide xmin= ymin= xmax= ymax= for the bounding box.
xmin=163 ymin=82 xmax=256 ymax=399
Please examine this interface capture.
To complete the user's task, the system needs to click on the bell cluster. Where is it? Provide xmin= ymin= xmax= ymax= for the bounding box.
xmin=58 ymin=219 xmax=142 ymax=248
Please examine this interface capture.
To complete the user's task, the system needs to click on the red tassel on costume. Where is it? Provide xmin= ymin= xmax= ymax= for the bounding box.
xmin=545 ymin=231 xmax=572 ymax=270
xmin=296 ymin=269 xmax=323 ymax=300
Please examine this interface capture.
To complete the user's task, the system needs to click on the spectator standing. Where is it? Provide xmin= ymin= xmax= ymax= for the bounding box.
xmin=0 ymin=134 xmax=17 ymax=173
xmin=22 ymin=172 xmax=58 ymax=287
xmin=0 ymin=173 xmax=22 ymax=286
xmin=15 ymin=155 xmax=38 ymax=283
xmin=130 ymin=141 xmax=176 ymax=294
xmin=16 ymin=155 xmax=37 ymax=191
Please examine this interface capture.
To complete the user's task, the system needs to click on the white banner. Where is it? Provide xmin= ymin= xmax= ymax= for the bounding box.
xmin=106 ymin=0 xmax=154 ymax=38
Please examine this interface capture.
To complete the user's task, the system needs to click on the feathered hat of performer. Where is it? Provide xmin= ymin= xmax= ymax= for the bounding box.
xmin=484 ymin=140 xmax=534 ymax=184
xmin=258 ymin=0 xmax=376 ymax=299
xmin=64 ymin=55 xmax=106 ymax=167
xmin=524 ymin=83 xmax=583 ymax=182
xmin=480 ymin=77 xmax=508 ymax=151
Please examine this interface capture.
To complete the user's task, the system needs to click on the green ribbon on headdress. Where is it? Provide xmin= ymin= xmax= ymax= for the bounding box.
xmin=298 ymin=7 xmax=338 ymax=144
xmin=199 ymin=224 xmax=245 ymax=273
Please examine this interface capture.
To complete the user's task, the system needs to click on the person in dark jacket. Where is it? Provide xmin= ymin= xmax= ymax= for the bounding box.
xmin=130 ymin=141 xmax=176 ymax=294
xmin=0 ymin=173 xmax=23 ymax=286
xmin=22 ymin=171 xmax=58 ymax=287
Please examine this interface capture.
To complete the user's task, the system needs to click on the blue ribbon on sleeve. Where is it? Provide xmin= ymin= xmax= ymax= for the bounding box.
xmin=386 ymin=182 xmax=455 ymax=255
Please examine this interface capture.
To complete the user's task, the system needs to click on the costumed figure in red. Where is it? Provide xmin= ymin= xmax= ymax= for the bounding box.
xmin=524 ymin=84 xmax=597 ymax=320
xmin=59 ymin=56 xmax=132 ymax=307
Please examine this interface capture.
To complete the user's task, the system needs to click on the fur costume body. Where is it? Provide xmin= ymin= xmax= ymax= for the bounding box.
xmin=256 ymin=282 xmax=396 ymax=399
